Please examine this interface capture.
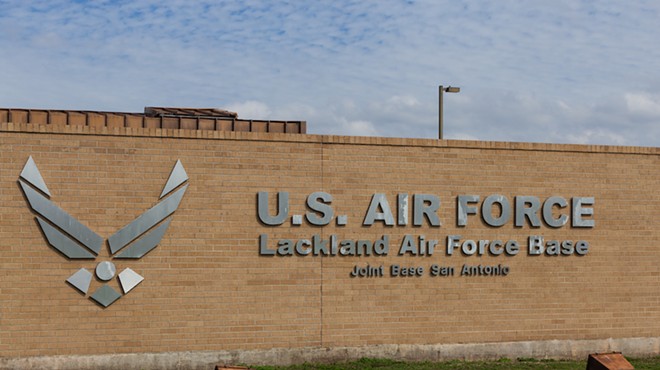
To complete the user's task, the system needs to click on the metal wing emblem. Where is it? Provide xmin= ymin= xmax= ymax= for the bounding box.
xmin=19 ymin=156 xmax=103 ymax=257
xmin=19 ymin=157 xmax=189 ymax=307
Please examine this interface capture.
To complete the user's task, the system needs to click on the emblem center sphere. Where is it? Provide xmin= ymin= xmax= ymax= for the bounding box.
xmin=95 ymin=261 xmax=116 ymax=281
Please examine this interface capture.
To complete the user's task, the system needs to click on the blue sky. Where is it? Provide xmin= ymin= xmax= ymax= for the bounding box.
xmin=1 ymin=1 xmax=659 ymax=146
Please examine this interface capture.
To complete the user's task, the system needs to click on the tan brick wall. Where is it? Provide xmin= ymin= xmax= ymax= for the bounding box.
xmin=0 ymin=122 xmax=658 ymax=358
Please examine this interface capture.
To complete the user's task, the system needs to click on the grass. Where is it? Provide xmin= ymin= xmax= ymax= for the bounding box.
xmin=252 ymin=356 xmax=660 ymax=370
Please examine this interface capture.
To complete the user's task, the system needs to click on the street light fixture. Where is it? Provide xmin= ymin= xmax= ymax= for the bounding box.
xmin=439 ymin=85 xmax=460 ymax=140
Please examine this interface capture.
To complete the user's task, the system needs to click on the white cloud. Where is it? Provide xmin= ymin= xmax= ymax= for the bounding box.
xmin=447 ymin=132 xmax=480 ymax=141
xmin=31 ymin=32 xmax=64 ymax=48
xmin=338 ymin=119 xmax=379 ymax=137
xmin=272 ymin=103 xmax=318 ymax=122
xmin=387 ymin=95 xmax=420 ymax=108
xmin=625 ymin=93 xmax=660 ymax=118
xmin=565 ymin=130 xmax=627 ymax=146
xmin=227 ymin=101 xmax=271 ymax=120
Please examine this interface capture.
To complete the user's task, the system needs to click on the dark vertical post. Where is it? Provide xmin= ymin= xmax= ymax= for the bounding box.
xmin=439 ymin=85 xmax=444 ymax=140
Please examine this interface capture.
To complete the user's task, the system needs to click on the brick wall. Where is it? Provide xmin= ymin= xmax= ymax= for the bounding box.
xmin=0 ymin=122 xmax=658 ymax=358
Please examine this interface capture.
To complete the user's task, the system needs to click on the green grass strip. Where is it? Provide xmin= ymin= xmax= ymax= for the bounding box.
xmin=252 ymin=356 xmax=660 ymax=370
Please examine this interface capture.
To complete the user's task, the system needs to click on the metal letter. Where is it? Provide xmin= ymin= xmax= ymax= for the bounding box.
xmin=363 ymin=193 xmax=394 ymax=226
xmin=397 ymin=193 xmax=409 ymax=226
xmin=528 ymin=236 xmax=544 ymax=255
xmin=457 ymin=195 xmax=479 ymax=226
xmin=481 ymin=195 xmax=511 ymax=227
xmin=295 ymin=239 xmax=312 ymax=255
xmin=447 ymin=235 xmax=461 ymax=255
xmin=515 ymin=196 xmax=541 ymax=227
xmin=259 ymin=234 xmax=275 ymax=255
xmin=306 ymin=192 xmax=333 ymax=226
xmin=542 ymin=196 xmax=568 ymax=228
xmin=257 ymin=192 xmax=289 ymax=226
xmin=413 ymin=194 xmax=440 ymax=226
xmin=575 ymin=241 xmax=589 ymax=255
xmin=505 ymin=240 xmax=520 ymax=255
xmin=572 ymin=197 xmax=595 ymax=228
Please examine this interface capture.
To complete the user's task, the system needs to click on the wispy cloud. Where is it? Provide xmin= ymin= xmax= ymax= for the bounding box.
xmin=0 ymin=0 xmax=658 ymax=146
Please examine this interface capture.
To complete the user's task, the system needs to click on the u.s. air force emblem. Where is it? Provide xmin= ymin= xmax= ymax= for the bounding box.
xmin=18 ymin=157 xmax=188 ymax=307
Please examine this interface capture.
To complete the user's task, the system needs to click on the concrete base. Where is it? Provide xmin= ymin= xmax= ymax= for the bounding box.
xmin=3 ymin=337 xmax=660 ymax=370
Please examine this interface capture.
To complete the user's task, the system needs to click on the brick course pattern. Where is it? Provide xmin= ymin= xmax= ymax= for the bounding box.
xmin=0 ymin=121 xmax=658 ymax=359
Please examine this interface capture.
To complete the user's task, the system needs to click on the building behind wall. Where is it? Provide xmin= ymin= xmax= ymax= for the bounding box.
xmin=0 ymin=107 xmax=659 ymax=369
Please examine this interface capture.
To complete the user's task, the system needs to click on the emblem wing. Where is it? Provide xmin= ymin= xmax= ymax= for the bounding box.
xmin=19 ymin=157 xmax=102 ymax=258
xmin=108 ymin=160 xmax=189 ymax=258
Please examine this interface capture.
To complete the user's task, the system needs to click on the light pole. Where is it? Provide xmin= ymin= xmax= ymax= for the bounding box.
xmin=439 ymin=85 xmax=460 ymax=139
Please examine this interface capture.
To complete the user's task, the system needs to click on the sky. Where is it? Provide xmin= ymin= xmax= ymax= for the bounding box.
xmin=1 ymin=1 xmax=659 ymax=147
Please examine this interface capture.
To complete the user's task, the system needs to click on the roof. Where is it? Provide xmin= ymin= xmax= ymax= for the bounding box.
xmin=144 ymin=107 xmax=238 ymax=118
xmin=0 ymin=107 xmax=306 ymax=134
